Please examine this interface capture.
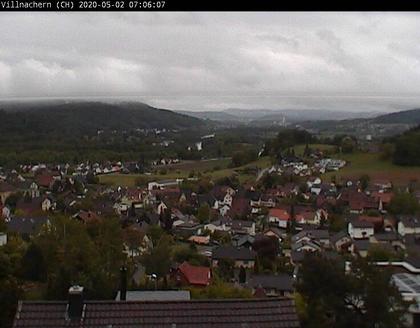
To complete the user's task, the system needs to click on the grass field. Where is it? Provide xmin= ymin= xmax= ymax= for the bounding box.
xmin=98 ymin=156 xmax=272 ymax=187
xmin=323 ymin=152 xmax=420 ymax=186
xmin=99 ymin=149 xmax=420 ymax=187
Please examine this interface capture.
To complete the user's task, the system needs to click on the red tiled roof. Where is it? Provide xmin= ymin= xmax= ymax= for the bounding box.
xmin=188 ymin=235 xmax=210 ymax=245
xmin=348 ymin=193 xmax=378 ymax=211
xmin=13 ymin=298 xmax=300 ymax=327
xmin=178 ymin=261 xmax=211 ymax=286
xmin=295 ymin=211 xmax=314 ymax=223
xmin=269 ymin=208 xmax=290 ymax=221
xmin=358 ymin=215 xmax=384 ymax=231
xmin=35 ymin=175 xmax=55 ymax=188
xmin=228 ymin=197 xmax=250 ymax=217
xmin=77 ymin=211 xmax=101 ymax=224
xmin=0 ymin=181 xmax=16 ymax=193
xmin=372 ymin=191 xmax=394 ymax=204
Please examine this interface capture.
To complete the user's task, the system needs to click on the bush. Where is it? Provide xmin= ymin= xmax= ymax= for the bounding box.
xmin=388 ymin=193 xmax=419 ymax=215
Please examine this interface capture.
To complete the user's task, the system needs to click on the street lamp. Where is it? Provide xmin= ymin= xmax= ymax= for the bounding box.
xmin=151 ymin=273 xmax=157 ymax=290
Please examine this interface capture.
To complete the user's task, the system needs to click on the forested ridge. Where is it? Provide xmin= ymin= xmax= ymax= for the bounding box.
xmin=0 ymin=101 xmax=204 ymax=137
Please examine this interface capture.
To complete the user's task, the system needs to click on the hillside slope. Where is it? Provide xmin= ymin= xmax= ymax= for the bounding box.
xmin=372 ymin=108 xmax=420 ymax=124
xmin=0 ymin=101 xmax=204 ymax=136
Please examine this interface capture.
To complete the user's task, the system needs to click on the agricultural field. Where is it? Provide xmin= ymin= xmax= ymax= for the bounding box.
xmin=323 ymin=152 xmax=420 ymax=186
xmin=98 ymin=156 xmax=272 ymax=187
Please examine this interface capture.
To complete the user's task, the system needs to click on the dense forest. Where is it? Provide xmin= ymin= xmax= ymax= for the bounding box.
xmin=392 ymin=125 xmax=420 ymax=166
xmin=374 ymin=108 xmax=420 ymax=124
xmin=263 ymin=128 xmax=315 ymax=158
xmin=0 ymin=101 xmax=207 ymax=166
xmin=0 ymin=101 xmax=204 ymax=137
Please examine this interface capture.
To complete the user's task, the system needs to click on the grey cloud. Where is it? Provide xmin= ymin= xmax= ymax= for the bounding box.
xmin=1 ymin=12 xmax=420 ymax=112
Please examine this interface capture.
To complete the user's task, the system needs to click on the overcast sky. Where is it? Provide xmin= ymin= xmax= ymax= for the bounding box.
xmin=1 ymin=12 xmax=420 ymax=112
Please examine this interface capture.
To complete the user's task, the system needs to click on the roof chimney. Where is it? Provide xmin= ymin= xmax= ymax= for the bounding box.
xmin=67 ymin=285 xmax=84 ymax=320
xmin=120 ymin=266 xmax=127 ymax=301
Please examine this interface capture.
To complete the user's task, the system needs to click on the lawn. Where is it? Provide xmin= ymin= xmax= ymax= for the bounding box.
xmin=98 ymin=156 xmax=272 ymax=187
xmin=323 ymin=152 xmax=420 ymax=186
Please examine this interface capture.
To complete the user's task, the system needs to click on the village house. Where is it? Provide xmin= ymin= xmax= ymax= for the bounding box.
xmin=15 ymin=196 xmax=54 ymax=215
xmin=226 ymin=219 xmax=256 ymax=236
xmin=203 ymin=219 xmax=231 ymax=234
xmin=357 ymin=215 xmax=384 ymax=232
xmin=307 ymin=177 xmax=322 ymax=195
xmin=294 ymin=206 xmax=328 ymax=226
xmin=227 ymin=197 xmax=251 ymax=218
xmin=370 ymin=232 xmax=404 ymax=251
xmin=148 ymin=179 xmax=182 ymax=190
xmin=350 ymin=239 xmax=370 ymax=258
xmin=371 ymin=191 xmax=394 ymax=212
xmin=263 ymin=227 xmax=285 ymax=242
xmin=249 ymin=192 xmax=276 ymax=209
xmin=293 ymin=239 xmax=322 ymax=254
xmin=73 ymin=210 xmax=102 ymax=224
xmin=171 ymin=261 xmax=211 ymax=287
xmin=248 ymin=274 xmax=294 ymax=297
xmin=212 ymin=245 xmax=256 ymax=269
xmin=348 ymin=220 xmax=375 ymax=239
xmin=330 ymin=230 xmax=352 ymax=252
xmin=292 ymin=229 xmax=330 ymax=248
xmin=188 ymin=235 xmax=210 ymax=245
xmin=173 ymin=220 xmax=202 ymax=239
xmin=0 ymin=181 xmax=16 ymax=204
xmin=1 ymin=203 xmax=11 ymax=219
xmin=35 ymin=173 xmax=60 ymax=190
xmin=398 ymin=216 xmax=420 ymax=236
xmin=268 ymin=208 xmax=291 ymax=228
xmin=372 ymin=179 xmax=393 ymax=191
xmin=157 ymin=201 xmax=168 ymax=215
xmin=0 ymin=232 xmax=7 ymax=246
xmin=231 ymin=234 xmax=255 ymax=249
xmin=348 ymin=193 xmax=379 ymax=214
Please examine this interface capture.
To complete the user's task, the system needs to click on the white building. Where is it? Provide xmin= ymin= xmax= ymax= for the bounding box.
xmin=0 ymin=232 xmax=7 ymax=246
xmin=348 ymin=221 xmax=374 ymax=239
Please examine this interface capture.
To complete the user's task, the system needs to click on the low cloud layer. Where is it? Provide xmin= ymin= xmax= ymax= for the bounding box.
xmin=1 ymin=12 xmax=420 ymax=112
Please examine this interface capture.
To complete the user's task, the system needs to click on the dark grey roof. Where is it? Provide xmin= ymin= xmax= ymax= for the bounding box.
xmin=248 ymin=274 xmax=294 ymax=292
xmin=291 ymin=251 xmax=306 ymax=263
xmin=232 ymin=234 xmax=255 ymax=247
xmin=212 ymin=245 xmax=256 ymax=261
xmin=197 ymin=194 xmax=216 ymax=206
xmin=264 ymin=227 xmax=286 ymax=238
xmin=406 ymin=255 xmax=420 ymax=269
xmin=373 ymin=232 xmax=399 ymax=242
xmin=350 ymin=220 xmax=374 ymax=229
xmin=404 ymin=234 xmax=420 ymax=246
xmin=353 ymin=239 xmax=370 ymax=251
xmin=292 ymin=229 xmax=329 ymax=243
xmin=292 ymin=240 xmax=322 ymax=251
xmin=399 ymin=216 xmax=420 ymax=228
xmin=248 ymin=191 xmax=262 ymax=201
xmin=330 ymin=230 xmax=350 ymax=245
xmin=229 ymin=220 xmax=254 ymax=229
xmin=13 ymin=298 xmax=300 ymax=328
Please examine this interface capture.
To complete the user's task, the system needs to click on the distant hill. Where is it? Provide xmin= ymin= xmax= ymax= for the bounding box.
xmin=0 ymin=101 xmax=204 ymax=136
xmin=372 ymin=108 xmax=420 ymax=124
xmin=177 ymin=110 xmax=240 ymax=122
xmin=179 ymin=108 xmax=382 ymax=124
